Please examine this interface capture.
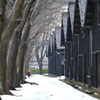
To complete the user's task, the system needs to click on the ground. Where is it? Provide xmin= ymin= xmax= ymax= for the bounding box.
xmin=0 ymin=74 xmax=99 ymax=100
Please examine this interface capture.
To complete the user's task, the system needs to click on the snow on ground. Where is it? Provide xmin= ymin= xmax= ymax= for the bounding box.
xmin=0 ymin=74 xmax=99 ymax=100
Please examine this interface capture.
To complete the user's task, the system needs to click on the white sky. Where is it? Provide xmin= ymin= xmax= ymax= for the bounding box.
xmin=0 ymin=75 xmax=99 ymax=100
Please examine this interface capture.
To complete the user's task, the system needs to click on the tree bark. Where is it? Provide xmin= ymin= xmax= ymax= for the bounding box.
xmin=0 ymin=0 xmax=6 ymax=40
xmin=38 ymin=62 xmax=43 ymax=74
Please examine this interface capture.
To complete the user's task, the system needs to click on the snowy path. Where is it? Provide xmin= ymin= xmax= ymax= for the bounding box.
xmin=1 ymin=75 xmax=99 ymax=100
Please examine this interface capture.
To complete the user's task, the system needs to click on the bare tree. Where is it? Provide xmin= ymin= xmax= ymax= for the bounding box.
xmin=35 ymin=33 xmax=48 ymax=74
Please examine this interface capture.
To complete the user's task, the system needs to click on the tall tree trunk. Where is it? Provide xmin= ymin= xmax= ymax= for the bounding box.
xmin=36 ymin=53 xmax=43 ymax=74
xmin=0 ymin=0 xmax=6 ymax=94
xmin=6 ymin=30 xmax=19 ymax=90
xmin=0 ymin=0 xmax=24 ymax=94
xmin=17 ymin=22 xmax=30 ymax=84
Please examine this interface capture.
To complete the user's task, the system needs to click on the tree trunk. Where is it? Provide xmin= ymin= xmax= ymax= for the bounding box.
xmin=35 ymin=44 xmax=46 ymax=75
xmin=38 ymin=62 xmax=43 ymax=74
xmin=17 ymin=51 xmax=25 ymax=84
xmin=17 ymin=22 xmax=30 ymax=84
xmin=13 ymin=63 xmax=20 ymax=87
xmin=0 ymin=0 xmax=24 ymax=94
xmin=6 ymin=30 xmax=19 ymax=90
xmin=0 ymin=40 xmax=11 ymax=94
xmin=0 ymin=0 xmax=6 ymax=40
xmin=0 ymin=1 xmax=6 ymax=94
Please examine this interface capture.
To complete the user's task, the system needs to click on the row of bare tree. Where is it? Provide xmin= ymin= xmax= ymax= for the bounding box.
xmin=0 ymin=0 xmax=67 ymax=95
xmin=0 ymin=0 xmax=46 ymax=95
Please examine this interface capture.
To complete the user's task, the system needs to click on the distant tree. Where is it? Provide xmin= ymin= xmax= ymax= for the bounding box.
xmin=35 ymin=33 xmax=48 ymax=74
